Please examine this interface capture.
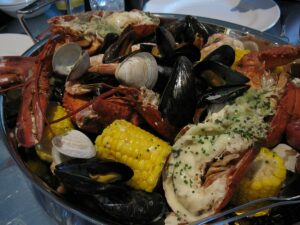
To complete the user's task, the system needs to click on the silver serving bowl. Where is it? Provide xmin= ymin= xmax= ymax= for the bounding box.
xmin=0 ymin=13 xmax=295 ymax=225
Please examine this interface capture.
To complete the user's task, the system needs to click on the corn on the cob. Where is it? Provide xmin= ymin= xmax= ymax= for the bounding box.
xmin=95 ymin=119 xmax=172 ymax=192
xmin=35 ymin=104 xmax=74 ymax=162
xmin=232 ymin=147 xmax=286 ymax=207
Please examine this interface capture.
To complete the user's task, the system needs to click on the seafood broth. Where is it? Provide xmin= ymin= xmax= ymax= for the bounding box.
xmin=1 ymin=11 xmax=300 ymax=225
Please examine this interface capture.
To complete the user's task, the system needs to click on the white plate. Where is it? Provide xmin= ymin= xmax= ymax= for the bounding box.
xmin=0 ymin=34 xmax=34 ymax=56
xmin=144 ymin=0 xmax=280 ymax=31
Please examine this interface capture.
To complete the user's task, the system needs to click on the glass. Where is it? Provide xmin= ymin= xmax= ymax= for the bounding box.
xmin=89 ymin=0 xmax=124 ymax=11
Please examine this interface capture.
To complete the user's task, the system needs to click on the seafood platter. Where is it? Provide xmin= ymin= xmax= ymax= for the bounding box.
xmin=1 ymin=9 xmax=300 ymax=225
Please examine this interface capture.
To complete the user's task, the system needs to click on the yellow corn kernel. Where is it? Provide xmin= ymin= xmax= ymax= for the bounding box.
xmin=35 ymin=104 xmax=74 ymax=162
xmin=232 ymin=147 xmax=286 ymax=216
xmin=95 ymin=120 xmax=172 ymax=192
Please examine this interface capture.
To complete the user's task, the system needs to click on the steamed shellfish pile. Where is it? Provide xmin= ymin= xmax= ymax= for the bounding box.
xmin=1 ymin=10 xmax=300 ymax=225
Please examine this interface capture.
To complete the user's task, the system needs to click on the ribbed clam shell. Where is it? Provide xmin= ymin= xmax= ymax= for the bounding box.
xmin=52 ymin=130 xmax=96 ymax=160
xmin=115 ymin=52 xmax=158 ymax=89
xmin=52 ymin=43 xmax=90 ymax=80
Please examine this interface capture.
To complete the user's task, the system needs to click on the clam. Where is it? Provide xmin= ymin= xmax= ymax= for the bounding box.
xmin=51 ymin=130 xmax=96 ymax=165
xmin=52 ymin=43 xmax=90 ymax=80
xmin=115 ymin=52 xmax=158 ymax=89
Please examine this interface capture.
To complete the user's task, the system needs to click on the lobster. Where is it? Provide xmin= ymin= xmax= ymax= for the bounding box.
xmin=0 ymin=40 xmax=56 ymax=147
xmin=62 ymin=85 xmax=177 ymax=142
xmin=162 ymin=44 xmax=300 ymax=224
xmin=235 ymin=44 xmax=300 ymax=150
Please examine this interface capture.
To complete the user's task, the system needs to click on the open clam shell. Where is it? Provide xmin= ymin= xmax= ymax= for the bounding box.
xmin=52 ymin=130 xmax=96 ymax=165
xmin=52 ymin=43 xmax=90 ymax=80
xmin=115 ymin=52 xmax=158 ymax=89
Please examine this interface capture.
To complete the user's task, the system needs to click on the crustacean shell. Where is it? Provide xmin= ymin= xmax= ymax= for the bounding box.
xmin=115 ymin=52 xmax=158 ymax=89
xmin=52 ymin=130 xmax=96 ymax=165
xmin=52 ymin=43 xmax=90 ymax=80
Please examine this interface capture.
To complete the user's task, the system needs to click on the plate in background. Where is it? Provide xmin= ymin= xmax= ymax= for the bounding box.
xmin=144 ymin=0 xmax=280 ymax=31
xmin=0 ymin=33 xmax=33 ymax=56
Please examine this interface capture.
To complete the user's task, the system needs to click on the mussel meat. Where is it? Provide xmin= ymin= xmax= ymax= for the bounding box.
xmin=185 ymin=15 xmax=210 ymax=46
xmin=103 ymin=30 xmax=136 ymax=64
xmin=55 ymin=157 xmax=167 ymax=224
xmin=194 ymin=60 xmax=250 ymax=86
xmin=204 ymin=44 xmax=235 ymax=67
xmin=55 ymin=157 xmax=133 ymax=193
xmin=155 ymin=26 xmax=201 ymax=65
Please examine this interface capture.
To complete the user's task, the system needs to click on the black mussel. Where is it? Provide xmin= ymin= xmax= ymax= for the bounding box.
xmin=99 ymin=33 xmax=119 ymax=54
xmin=55 ymin=158 xmax=133 ymax=194
xmin=198 ymin=84 xmax=250 ymax=105
xmin=153 ymin=64 xmax=173 ymax=94
xmin=174 ymin=43 xmax=201 ymax=63
xmin=204 ymin=45 xmax=235 ymax=67
xmin=159 ymin=56 xmax=196 ymax=128
xmin=194 ymin=60 xmax=250 ymax=86
xmin=195 ymin=76 xmax=209 ymax=99
xmin=185 ymin=15 xmax=210 ymax=45
xmin=93 ymin=188 xmax=167 ymax=224
xmin=50 ymin=75 xmax=66 ymax=102
xmin=138 ymin=43 xmax=157 ymax=53
xmin=291 ymin=62 xmax=300 ymax=78
xmin=164 ymin=19 xmax=187 ymax=43
xmin=155 ymin=26 xmax=176 ymax=59
xmin=103 ymin=30 xmax=136 ymax=63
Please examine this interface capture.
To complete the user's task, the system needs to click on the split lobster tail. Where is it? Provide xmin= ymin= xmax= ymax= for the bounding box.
xmin=16 ymin=40 xmax=56 ymax=147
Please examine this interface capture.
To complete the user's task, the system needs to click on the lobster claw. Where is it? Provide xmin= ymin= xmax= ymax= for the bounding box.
xmin=136 ymin=104 xmax=177 ymax=142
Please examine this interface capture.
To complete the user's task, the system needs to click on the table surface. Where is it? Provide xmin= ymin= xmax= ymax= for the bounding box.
xmin=0 ymin=1 xmax=300 ymax=225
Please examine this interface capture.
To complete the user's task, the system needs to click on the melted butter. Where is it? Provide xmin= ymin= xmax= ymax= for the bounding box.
xmin=164 ymin=87 xmax=278 ymax=222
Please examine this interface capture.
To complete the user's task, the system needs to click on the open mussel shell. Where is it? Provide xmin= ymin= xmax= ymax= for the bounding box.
xmin=185 ymin=15 xmax=210 ymax=44
xmin=52 ymin=43 xmax=90 ymax=80
xmin=159 ymin=56 xmax=196 ymax=128
xmin=199 ymin=84 xmax=250 ymax=105
xmin=155 ymin=26 xmax=176 ymax=59
xmin=55 ymin=158 xmax=134 ymax=194
xmin=99 ymin=32 xmax=119 ymax=53
xmin=194 ymin=60 xmax=250 ymax=86
xmin=174 ymin=43 xmax=201 ymax=63
xmin=103 ymin=30 xmax=136 ymax=64
xmin=93 ymin=188 xmax=167 ymax=224
xmin=203 ymin=44 xmax=235 ymax=67
xmin=115 ymin=52 xmax=158 ymax=89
